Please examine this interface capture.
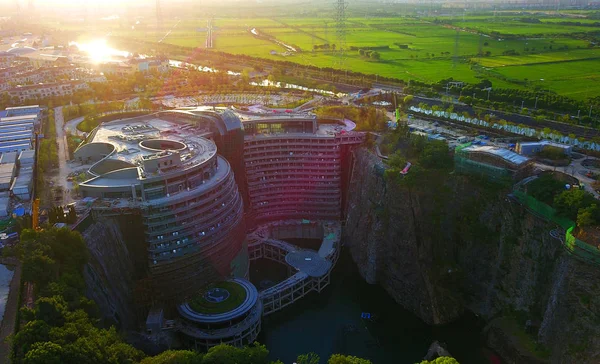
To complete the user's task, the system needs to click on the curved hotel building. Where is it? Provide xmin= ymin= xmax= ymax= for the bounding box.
xmin=242 ymin=114 xmax=363 ymax=224
xmin=74 ymin=107 xmax=364 ymax=347
xmin=76 ymin=111 xmax=247 ymax=302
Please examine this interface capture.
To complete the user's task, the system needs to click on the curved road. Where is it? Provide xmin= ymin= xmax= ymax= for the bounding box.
xmin=64 ymin=115 xmax=84 ymax=136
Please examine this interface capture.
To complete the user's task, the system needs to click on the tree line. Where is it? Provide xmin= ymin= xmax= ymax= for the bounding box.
xmin=7 ymin=228 xmax=437 ymax=363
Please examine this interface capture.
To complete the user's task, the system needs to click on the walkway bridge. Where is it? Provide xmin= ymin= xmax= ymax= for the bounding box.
xmin=248 ymin=220 xmax=341 ymax=316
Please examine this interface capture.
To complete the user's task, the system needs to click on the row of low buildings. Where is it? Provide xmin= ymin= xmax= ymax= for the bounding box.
xmin=1 ymin=46 xmax=169 ymax=75
xmin=5 ymin=80 xmax=91 ymax=103
xmin=0 ymin=149 xmax=35 ymax=216
xmin=1 ymin=44 xmax=168 ymax=102
xmin=0 ymin=105 xmax=41 ymax=214
xmin=0 ymin=65 xmax=105 ymax=92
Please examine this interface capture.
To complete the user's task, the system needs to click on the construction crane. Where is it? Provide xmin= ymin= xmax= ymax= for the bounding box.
xmin=32 ymin=198 xmax=40 ymax=230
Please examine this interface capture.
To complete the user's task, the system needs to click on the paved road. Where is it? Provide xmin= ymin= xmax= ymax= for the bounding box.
xmin=53 ymin=107 xmax=74 ymax=205
xmin=64 ymin=115 xmax=84 ymax=136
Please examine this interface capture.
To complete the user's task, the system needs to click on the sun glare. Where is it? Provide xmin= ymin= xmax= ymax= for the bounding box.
xmin=70 ymin=39 xmax=129 ymax=63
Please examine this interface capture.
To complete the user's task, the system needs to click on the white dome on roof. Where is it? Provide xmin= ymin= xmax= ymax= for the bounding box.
xmin=6 ymin=46 xmax=37 ymax=55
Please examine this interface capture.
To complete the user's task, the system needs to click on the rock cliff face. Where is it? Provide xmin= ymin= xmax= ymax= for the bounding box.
xmin=83 ymin=217 xmax=140 ymax=330
xmin=344 ymin=149 xmax=600 ymax=363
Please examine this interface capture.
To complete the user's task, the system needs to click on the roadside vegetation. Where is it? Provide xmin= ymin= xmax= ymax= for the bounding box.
xmin=65 ymin=133 xmax=82 ymax=159
xmin=37 ymin=109 xmax=58 ymax=199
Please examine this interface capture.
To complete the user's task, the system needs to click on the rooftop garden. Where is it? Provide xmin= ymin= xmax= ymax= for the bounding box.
xmin=188 ymin=281 xmax=247 ymax=315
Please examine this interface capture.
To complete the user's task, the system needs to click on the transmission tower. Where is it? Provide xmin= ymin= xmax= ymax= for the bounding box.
xmin=333 ymin=0 xmax=347 ymax=69
xmin=156 ymin=0 xmax=163 ymax=40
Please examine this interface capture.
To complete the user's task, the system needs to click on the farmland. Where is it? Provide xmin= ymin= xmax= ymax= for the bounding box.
xmin=42 ymin=10 xmax=600 ymax=100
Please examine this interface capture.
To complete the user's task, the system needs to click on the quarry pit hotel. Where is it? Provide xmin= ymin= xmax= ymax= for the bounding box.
xmin=73 ymin=106 xmax=364 ymax=348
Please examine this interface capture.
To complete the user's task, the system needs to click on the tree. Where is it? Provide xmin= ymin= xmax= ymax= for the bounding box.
xmin=403 ymin=95 xmax=414 ymax=105
xmin=370 ymin=51 xmax=381 ymax=60
xmin=140 ymin=350 xmax=203 ymax=364
xmin=297 ymin=352 xmax=320 ymax=364
xmin=387 ymin=151 xmax=407 ymax=169
xmin=554 ymin=189 xmax=595 ymax=220
xmin=35 ymin=296 xmax=68 ymax=327
xmin=12 ymin=320 xmax=52 ymax=358
xmin=577 ymin=204 xmax=598 ymax=228
xmin=23 ymin=342 xmax=64 ymax=364
xmin=202 ymin=343 xmax=269 ymax=364
xmin=22 ymin=251 xmax=58 ymax=286
xmin=420 ymin=140 xmax=452 ymax=169
xmin=419 ymin=357 xmax=460 ymax=364
xmin=328 ymin=354 xmax=372 ymax=364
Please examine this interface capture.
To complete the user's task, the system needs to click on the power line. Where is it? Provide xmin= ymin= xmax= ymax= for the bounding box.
xmin=334 ymin=0 xmax=347 ymax=70
xmin=156 ymin=0 xmax=163 ymax=40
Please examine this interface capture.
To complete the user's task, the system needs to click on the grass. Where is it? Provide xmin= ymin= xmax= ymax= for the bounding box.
xmin=188 ymin=281 xmax=247 ymax=314
xmin=451 ymin=18 xmax=600 ymax=36
xmin=474 ymin=48 xmax=600 ymax=68
xmin=41 ymin=12 xmax=600 ymax=99
xmin=492 ymin=59 xmax=600 ymax=100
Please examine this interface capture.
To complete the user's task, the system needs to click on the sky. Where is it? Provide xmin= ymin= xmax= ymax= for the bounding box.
xmin=8 ymin=0 xmax=248 ymax=6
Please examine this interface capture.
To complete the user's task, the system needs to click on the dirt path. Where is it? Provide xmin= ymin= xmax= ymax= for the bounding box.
xmin=0 ymin=259 xmax=22 ymax=363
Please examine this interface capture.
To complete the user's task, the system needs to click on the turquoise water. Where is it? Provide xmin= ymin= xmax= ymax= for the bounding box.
xmin=0 ymin=264 xmax=15 ymax=325
xmin=253 ymin=250 xmax=493 ymax=364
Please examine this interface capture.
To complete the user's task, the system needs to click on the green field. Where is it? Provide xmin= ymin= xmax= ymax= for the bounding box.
xmin=41 ymin=11 xmax=600 ymax=100
xmin=492 ymin=60 xmax=600 ymax=100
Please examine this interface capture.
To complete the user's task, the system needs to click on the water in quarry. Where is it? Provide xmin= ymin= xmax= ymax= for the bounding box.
xmin=250 ymin=242 xmax=492 ymax=364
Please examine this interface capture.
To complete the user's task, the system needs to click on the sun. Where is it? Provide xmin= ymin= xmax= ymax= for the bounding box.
xmin=83 ymin=40 xmax=113 ymax=63
xmin=71 ymin=39 xmax=128 ymax=63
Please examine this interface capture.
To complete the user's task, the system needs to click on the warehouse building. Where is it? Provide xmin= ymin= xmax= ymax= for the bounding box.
xmin=516 ymin=141 xmax=573 ymax=156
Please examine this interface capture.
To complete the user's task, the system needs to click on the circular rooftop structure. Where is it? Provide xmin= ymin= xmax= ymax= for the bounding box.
xmin=139 ymin=139 xmax=187 ymax=152
xmin=285 ymin=250 xmax=332 ymax=277
xmin=6 ymin=46 xmax=37 ymax=55
xmin=178 ymin=279 xmax=258 ymax=324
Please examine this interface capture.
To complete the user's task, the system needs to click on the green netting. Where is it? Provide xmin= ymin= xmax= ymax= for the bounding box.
xmin=454 ymin=155 xmax=512 ymax=183
xmin=513 ymin=190 xmax=600 ymax=266
xmin=512 ymin=190 xmax=573 ymax=229
xmin=454 ymin=142 xmax=472 ymax=152
xmin=566 ymin=226 xmax=600 ymax=265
